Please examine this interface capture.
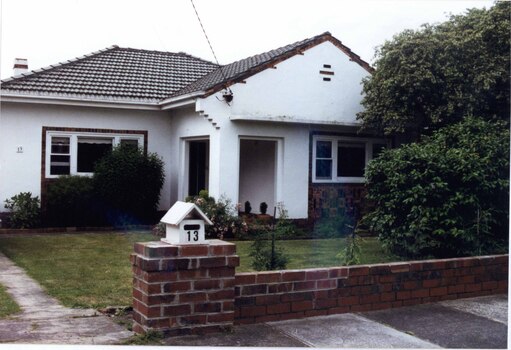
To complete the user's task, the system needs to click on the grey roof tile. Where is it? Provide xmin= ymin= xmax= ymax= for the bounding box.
xmin=1 ymin=46 xmax=219 ymax=102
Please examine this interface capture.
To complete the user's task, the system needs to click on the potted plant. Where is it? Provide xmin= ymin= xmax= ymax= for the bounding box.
xmin=259 ymin=202 xmax=268 ymax=215
xmin=244 ymin=201 xmax=252 ymax=214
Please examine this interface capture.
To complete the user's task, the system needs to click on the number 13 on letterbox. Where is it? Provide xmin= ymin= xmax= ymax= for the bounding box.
xmin=160 ymin=201 xmax=212 ymax=245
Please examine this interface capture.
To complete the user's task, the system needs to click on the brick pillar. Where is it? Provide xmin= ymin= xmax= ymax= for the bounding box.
xmin=131 ymin=239 xmax=239 ymax=336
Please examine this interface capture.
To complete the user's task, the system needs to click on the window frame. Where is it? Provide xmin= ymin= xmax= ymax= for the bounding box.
xmin=312 ymin=135 xmax=386 ymax=183
xmin=45 ymin=130 xmax=144 ymax=178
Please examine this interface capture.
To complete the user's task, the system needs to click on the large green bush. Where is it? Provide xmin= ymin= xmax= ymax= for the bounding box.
xmin=365 ymin=117 xmax=509 ymax=258
xmin=45 ymin=176 xmax=101 ymax=227
xmin=4 ymin=192 xmax=40 ymax=229
xmin=93 ymin=144 xmax=164 ymax=226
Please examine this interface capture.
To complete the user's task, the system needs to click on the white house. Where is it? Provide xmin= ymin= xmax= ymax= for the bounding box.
xmin=0 ymin=32 xmax=384 ymax=222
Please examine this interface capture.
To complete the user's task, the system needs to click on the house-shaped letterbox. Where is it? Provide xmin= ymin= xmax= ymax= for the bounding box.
xmin=160 ymin=201 xmax=213 ymax=244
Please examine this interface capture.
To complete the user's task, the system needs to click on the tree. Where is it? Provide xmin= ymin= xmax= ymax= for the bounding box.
xmin=364 ymin=117 xmax=509 ymax=259
xmin=357 ymin=2 xmax=510 ymax=138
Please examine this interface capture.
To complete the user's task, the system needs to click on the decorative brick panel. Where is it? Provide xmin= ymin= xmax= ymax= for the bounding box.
xmin=131 ymin=239 xmax=239 ymax=336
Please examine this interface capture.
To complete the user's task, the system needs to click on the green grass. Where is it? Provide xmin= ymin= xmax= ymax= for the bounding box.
xmin=0 ymin=233 xmax=397 ymax=309
xmin=0 ymin=284 xmax=21 ymax=318
xmin=0 ymin=232 xmax=154 ymax=309
xmin=235 ymin=237 xmax=398 ymax=272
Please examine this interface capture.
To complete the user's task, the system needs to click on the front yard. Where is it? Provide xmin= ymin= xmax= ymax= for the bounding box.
xmin=0 ymin=232 xmax=396 ymax=309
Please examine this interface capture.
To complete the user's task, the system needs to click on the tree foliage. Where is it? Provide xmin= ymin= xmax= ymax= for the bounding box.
xmin=364 ymin=117 xmax=509 ymax=258
xmin=357 ymin=2 xmax=510 ymax=137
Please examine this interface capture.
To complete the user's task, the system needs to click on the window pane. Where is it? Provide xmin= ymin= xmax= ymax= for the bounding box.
xmin=316 ymin=141 xmax=332 ymax=158
xmin=372 ymin=143 xmax=386 ymax=159
xmin=77 ymin=138 xmax=113 ymax=172
xmin=316 ymin=159 xmax=332 ymax=179
xmin=50 ymin=155 xmax=70 ymax=175
xmin=337 ymin=143 xmax=366 ymax=177
xmin=51 ymin=137 xmax=70 ymax=154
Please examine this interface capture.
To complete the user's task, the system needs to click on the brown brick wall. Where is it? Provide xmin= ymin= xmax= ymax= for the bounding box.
xmin=131 ymin=240 xmax=239 ymax=336
xmin=234 ymin=255 xmax=508 ymax=325
xmin=133 ymin=240 xmax=507 ymax=336
xmin=308 ymin=183 xmax=366 ymax=221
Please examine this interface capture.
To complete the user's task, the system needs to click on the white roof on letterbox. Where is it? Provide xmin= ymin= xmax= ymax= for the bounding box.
xmin=160 ymin=201 xmax=212 ymax=226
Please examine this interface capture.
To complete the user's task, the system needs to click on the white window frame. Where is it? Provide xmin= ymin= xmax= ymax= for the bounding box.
xmin=45 ymin=131 xmax=144 ymax=178
xmin=312 ymin=135 xmax=386 ymax=183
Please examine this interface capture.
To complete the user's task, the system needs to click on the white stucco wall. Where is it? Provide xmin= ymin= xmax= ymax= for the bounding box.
xmin=167 ymin=106 xmax=219 ymax=204
xmin=191 ymin=40 xmax=369 ymax=219
xmin=229 ymin=40 xmax=369 ymax=125
xmin=0 ymin=102 xmax=173 ymax=212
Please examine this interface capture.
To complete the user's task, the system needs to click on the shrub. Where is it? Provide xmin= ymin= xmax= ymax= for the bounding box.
xmin=337 ymin=234 xmax=361 ymax=266
xmin=4 ymin=192 xmax=40 ymax=228
xmin=249 ymin=203 xmax=290 ymax=270
xmin=93 ymin=144 xmax=165 ymax=226
xmin=45 ymin=176 xmax=101 ymax=227
xmin=365 ymin=117 xmax=509 ymax=258
xmin=249 ymin=236 xmax=288 ymax=271
xmin=152 ymin=222 xmax=166 ymax=237
xmin=186 ymin=190 xmax=247 ymax=239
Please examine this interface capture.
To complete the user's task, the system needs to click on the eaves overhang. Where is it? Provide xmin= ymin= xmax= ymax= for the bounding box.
xmin=229 ymin=114 xmax=361 ymax=127
xmin=158 ymin=91 xmax=205 ymax=110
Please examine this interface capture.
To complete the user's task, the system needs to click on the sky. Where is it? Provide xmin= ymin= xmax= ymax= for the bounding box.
xmin=0 ymin=0 xmax=492 ymax=80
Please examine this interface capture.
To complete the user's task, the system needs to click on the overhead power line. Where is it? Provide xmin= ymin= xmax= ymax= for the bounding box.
xmin=189 ymin=0 xmax=232 ymax=94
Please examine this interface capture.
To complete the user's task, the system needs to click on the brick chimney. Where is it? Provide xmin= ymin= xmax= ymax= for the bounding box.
xmin=13 ymin=58 xmax=28 ymax=76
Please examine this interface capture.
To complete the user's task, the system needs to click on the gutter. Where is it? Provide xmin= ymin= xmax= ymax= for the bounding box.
xmin=158 ymin=91 xmax=205 ymax=110
xmin=1 ymin=93 xmax=161 ymax=111
xmin=230 ymin=114 xmax=360 ymax=127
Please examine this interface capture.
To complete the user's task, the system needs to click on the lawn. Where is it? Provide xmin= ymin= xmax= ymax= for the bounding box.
xmin=0 ymin=232 xmax=154 ymax=309
xmin=235 ymin=237 xmax=397 ymax=272
xmin=0 ymin=232 xmax=396 ymax=309
xmin=0 ymin=284 xmax=20 ymax=318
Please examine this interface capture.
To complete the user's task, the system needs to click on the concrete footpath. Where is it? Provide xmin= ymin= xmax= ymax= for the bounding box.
xmin=165 ymin=294 xmax=508 ymax=348
xmin=0 ymin=252 xmax=133 ymax=345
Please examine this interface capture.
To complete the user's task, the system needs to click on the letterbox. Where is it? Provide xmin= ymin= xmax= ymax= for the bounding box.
xmin=160 ymin=201 xmax=212 ymax=244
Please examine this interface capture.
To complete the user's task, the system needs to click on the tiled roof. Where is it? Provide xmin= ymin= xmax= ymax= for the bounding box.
xmin=0 ymin=46 xmax=219 ymax=103
xmin=1 ymin=32 xmax=372 ymax=104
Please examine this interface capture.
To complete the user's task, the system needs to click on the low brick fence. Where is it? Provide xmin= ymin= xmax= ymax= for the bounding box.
xmin=132 ymin=240 xmax=508 ymax=336
xmin=234 ymin=256 xmax=508 ymax=324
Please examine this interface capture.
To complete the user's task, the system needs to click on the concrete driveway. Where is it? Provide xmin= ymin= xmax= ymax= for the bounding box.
xmin=165 ymin=294 xmax=508 ymax=348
